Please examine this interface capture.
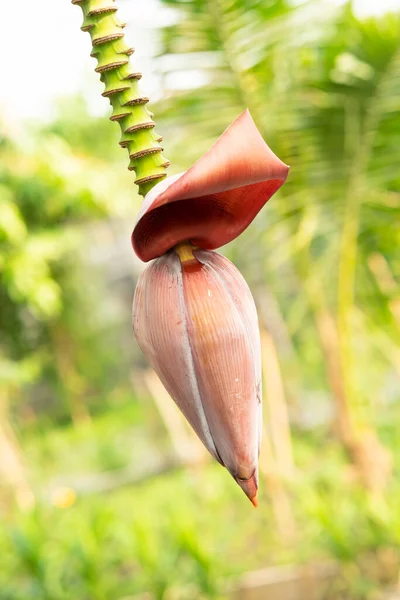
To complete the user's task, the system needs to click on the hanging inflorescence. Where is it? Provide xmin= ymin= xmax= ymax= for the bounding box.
xmin=73 ymin=0 xmax=169 ymax=196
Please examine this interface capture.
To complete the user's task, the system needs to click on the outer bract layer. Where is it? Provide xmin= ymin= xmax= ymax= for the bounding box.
xmin=132 ymin=110 xmax=289 ymax=262
xmin=132 ymin=247 xmax=261 ymax=505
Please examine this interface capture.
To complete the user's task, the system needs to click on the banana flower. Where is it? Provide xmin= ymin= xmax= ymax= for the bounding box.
xmin=132 ymin=110 xmax=289 ymax=505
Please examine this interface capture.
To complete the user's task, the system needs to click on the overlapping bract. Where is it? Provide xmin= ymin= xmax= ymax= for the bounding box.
xmin=133 ymin=248 xmax=261 ymax=505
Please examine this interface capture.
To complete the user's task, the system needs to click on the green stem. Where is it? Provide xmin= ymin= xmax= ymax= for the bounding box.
xmin=73 ymin=0 xmax=169 ymax=197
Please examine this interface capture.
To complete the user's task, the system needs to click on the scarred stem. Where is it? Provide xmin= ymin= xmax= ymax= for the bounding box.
xmin=175 ymin=242 xmax=196 ymax=263
xmin=174 ymin=242 xmax=201 ymax=268
xmin=73 ymin=0 xmax=169 ymax=197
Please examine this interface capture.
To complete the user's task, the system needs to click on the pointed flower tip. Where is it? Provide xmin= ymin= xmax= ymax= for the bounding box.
xmin=251 ymin=494 xmax=259 ymax=508
xmin=235 ymin=472 xmax=259 ymax=507
xmin=132 ymin=111 xmax=289 ymax=262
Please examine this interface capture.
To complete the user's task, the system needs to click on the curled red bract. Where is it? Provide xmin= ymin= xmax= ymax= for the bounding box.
xmin=132 ymin=110 xmax=289 ymax=262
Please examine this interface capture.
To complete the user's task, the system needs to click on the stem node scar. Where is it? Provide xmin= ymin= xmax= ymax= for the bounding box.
xmin=73 ymin=0 xmax=169 ymax=197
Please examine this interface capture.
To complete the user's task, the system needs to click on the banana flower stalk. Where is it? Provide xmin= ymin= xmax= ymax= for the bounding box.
xmin=73 ymin=0 xmax=288 ymax=506
xmin=132 ymin=111 xmax=289 ymax=506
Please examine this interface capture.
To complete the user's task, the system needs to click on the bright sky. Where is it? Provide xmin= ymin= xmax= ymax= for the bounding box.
xmin=0 ymin=0 xmax=397 ymax=122
xmin=0 ymin=0 xmax=174 ymax=122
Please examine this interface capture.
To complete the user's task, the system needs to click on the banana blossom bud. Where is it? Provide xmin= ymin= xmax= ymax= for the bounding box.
xmin=132 ymin=110 xmax=289 ymax=505
xmin=133 ymin=246 xmax=261 ymax=505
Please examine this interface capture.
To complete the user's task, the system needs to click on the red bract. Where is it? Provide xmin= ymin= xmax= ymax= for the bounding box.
xmin=132 ymin=110 xmax=289 ymax=262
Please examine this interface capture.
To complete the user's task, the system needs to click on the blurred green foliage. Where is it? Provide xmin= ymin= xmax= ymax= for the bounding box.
xmin=0 ymin=98 xmax=139 ymax=423
xmin=2 ymin=425 xmax=400 ymax=599
xmin=1 ymin=0 xmax=400 ymax=599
